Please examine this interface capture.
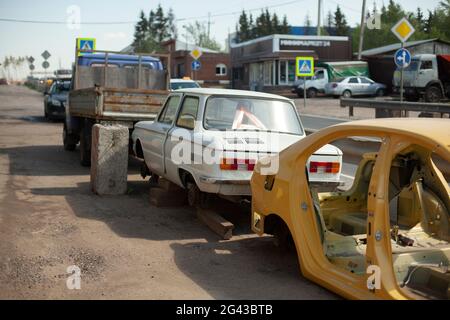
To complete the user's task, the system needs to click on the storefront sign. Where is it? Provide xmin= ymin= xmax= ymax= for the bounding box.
xmin=279 ymin=39 xmax=331 ymax=50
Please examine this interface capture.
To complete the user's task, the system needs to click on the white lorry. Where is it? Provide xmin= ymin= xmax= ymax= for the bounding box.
xmin=393 ymin=54 xmax=450 ymax=102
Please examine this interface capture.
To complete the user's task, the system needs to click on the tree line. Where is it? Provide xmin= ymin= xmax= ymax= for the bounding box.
xmin=133 ymin=4 xmax=222 ymax=52
xmin=132 ymin=1 xmax=450 ymax=52
xmin=235 ymin=10 xmax=290 ymax=43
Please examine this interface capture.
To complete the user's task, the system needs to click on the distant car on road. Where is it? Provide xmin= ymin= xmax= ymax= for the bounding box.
xmin=325 ymin=76 xmax=386 ymax=98
xmin=170 ymin=78 xmax=201 ymax=91
xmin=44 ymin=80 xmax=70 ymax=120
xmin=0 ymin=78 xmax=8 ymax=85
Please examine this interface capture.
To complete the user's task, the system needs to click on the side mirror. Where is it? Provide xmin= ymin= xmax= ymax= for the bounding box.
xmin=178 ymin=114 xmax=195 ymax=130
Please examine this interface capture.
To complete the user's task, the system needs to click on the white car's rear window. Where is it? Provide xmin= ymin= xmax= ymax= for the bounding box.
xmin=204 ymin=96 xmax=304 ymax=135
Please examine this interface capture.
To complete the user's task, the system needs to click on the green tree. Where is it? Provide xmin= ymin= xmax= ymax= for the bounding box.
xmin=133 ymin=10 xmax=149 ymax=50
xmin=237 ymin=11 xmax=251 ymax=42
xmin=132 ymin=4 xmax=177 ymax=53
xmin=185 ymin=21 xmax=222 ymax=51
xmin=334 ymin=6 xmax=349 ymax=36
xmin=280 ymin=15 xmax=290 ymax=34
xmin=304 ymin=13 xmax=312 ymax=35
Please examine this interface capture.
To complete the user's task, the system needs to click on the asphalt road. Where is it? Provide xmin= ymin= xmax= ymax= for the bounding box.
xmin=300 ymin=114 xmax=347 ymax=133
xmin=0 ymin=85 xmax=338 ymax=299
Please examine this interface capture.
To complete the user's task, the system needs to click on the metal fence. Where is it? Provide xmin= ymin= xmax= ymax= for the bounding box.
xmin=340 ymin=98 xmax=450 ymax=118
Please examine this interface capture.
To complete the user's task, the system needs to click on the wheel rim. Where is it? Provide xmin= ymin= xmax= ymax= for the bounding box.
xmin=343 ymin=91 xmax=351 ymax=98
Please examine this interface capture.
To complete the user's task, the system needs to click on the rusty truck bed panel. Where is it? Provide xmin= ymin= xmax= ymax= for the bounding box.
xmin=69 ymin=87 xmax=167 ymax=121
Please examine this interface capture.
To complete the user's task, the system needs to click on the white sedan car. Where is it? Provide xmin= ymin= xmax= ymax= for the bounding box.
xmin=132 ymin=88 xmax=342 ymax=206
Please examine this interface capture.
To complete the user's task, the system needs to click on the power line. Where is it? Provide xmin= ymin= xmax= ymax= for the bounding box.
xmin=0 ymin=0 xmax=306 ymax=25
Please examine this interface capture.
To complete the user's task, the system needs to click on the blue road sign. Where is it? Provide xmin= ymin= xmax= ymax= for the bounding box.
xmin=192 ymin=60 xmax=201 ymax=71
xmin=394 ymin=48 xmax=411 ymax=69
xmin=296 ymin=57 xmax=314 ymax=77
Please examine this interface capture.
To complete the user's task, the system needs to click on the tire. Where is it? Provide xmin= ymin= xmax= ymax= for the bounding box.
xmin=186 ymin=181 xmax=207 ymax=208
xmin=297 ymin=91 xmax=303 ymax=98
xmin=425 ymin=86 xmax=442 ymax=103
xmin=375 ymin=89 xmax=385 ymax=97
xmin=79 ymin=121 xmax=92 ymax=167
xmin=342 ymin=90 xmax=352 ymax=98
xmin=307 ymin=88 xmax=318 ymax=98
xmin=273 ymin=222 xmax=294 ymax=252
xmin=63 ymin=123 xmax=76 ymax=151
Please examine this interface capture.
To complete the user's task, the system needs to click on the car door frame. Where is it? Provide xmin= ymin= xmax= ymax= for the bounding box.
xmin=143 ymin=93 xmax=183 ymax=176
xmin=165 ymin=94 xmax=201 ymax=186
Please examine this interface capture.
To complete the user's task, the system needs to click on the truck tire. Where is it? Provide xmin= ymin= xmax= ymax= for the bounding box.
xmin=425 ymin=86 xmax=442 ymax=103
xmin=63 ymin=123 xmax=77 ymax=151
xmin=307 ymin=88 xmax=318 ymax=98
xmin=79 ymin=120 xmax=92 ymax=167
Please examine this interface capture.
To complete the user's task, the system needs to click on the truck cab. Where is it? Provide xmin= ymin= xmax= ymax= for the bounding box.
xmin=292 ymin=68 xmax=328 ymax=98
xmin=393 ymin=54 xmax=450 ymax=102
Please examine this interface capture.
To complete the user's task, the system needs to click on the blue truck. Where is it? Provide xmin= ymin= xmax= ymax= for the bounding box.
xmin=63 ymin=49 xmax=170 ymax=166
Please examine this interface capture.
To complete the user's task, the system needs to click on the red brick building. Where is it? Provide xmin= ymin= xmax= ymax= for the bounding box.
xmin=161 ymin=39 xmax=231 ymax=88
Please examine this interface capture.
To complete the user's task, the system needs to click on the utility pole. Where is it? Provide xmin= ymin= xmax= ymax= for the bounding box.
xmin=357 ymin=0 xmax=367 ymax=60
xmin=317 ymin=0 xmax=322 ymax=36
xmin=207 ymin=12 xmax=211 ymax=40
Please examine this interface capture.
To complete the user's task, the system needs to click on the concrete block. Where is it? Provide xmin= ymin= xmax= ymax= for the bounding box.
xmin=149 ymin=185 xmax=187 ymax=207
xmin=91 ymin=124 xmax=129 ymax=195
xmin=196 ymin=208 xmax=234 ymax=240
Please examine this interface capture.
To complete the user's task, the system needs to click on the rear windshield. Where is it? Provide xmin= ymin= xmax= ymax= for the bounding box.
xmin=204 ymin=96 xmax=304 ymax=135
xmin=170 ymin=82 xmax=200 ymax=90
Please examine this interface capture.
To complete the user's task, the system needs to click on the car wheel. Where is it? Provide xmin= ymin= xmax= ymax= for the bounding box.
xmin=187 ymin=181 xmax=207 ymax=208
xmin=375 ymin=89 xmax=385 ymax=97
xmin=342 ymin=90 xmax=352 ymax=98
xmin=273 ymin=222 xmax=294 ymax=252
xmin=307 ymin=88 xmax=318 ymax=98
xmin=425 ymin=86 xmax=442 ymax=103
xmin=63 ymin=123 xmax=76 ymax=151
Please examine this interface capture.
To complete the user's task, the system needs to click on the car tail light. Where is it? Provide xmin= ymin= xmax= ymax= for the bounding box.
xmin=332 ymin=83 xmax=338 ymax=88
xmin=309 ymin=162 xmax=340 ymax=174
xmin=220 ymin=158 xmax=256 ymax=171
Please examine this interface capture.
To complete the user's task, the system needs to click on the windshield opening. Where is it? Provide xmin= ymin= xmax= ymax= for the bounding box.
xmin=171 ymin=82 xmax=200 ymax=90
xmin=203 ymin=96 xmax=304 ymax=135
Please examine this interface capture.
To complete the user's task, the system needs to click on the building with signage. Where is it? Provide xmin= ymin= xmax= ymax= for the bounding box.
xmin=122 ymin=39 xmax=231 ymax=88
xmin=230 ymin=34 xmax=352 ymax=92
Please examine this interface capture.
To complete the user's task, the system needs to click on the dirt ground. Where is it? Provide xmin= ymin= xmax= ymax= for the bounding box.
xmin=0 ymin=85 xmax=337 ymax=300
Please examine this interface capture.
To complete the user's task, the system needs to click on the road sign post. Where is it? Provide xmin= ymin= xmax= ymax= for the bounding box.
xmin=296 ymin=57 xmax=315 ymax=109
xmin=391 ymin=17 xmax=415 ymax=115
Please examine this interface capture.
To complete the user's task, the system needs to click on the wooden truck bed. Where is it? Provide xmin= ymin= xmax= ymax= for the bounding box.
xmin=69 ymin=87 xmax=167 ymax=122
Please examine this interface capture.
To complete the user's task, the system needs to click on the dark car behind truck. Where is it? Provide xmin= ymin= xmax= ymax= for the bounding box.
xmin=64 ymin=49 xmax=170 ymax=166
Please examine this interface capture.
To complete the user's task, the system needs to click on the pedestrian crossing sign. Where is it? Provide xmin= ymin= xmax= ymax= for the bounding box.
xmin=77 ymin=38 xmax=96 ymax=56
xmin=296 ymin=57 xmax=314 ymax=77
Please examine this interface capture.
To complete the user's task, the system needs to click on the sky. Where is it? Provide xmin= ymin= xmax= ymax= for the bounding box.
xmin=0 ymin=0 xmax=443 ymax=78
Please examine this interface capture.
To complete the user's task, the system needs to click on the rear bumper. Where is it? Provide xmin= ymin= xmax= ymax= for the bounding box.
xmin=198 ymin=175 xmax=252 ymax=196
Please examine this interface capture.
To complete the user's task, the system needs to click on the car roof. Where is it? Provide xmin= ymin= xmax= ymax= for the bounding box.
xmin=170 ymin=79 xmax=197 ymax=83
xmin=174 ymin=88 xmax=292 ymax=101
xmin=332 ymin=118 xmax=450 ymax=152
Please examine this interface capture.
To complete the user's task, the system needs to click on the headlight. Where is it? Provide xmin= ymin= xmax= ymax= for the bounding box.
xmin=51 ymin=99 xmax=61 ymax=106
